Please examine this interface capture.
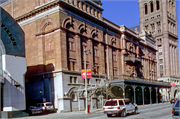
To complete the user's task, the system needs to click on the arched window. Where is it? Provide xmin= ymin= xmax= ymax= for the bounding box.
xmin=156 ymin=0 xmax=160 ymax=10
xmin=145 ymin=4 xmax=148 ymax=15
xmin=150 ymin=1 xmax=154 ymax=13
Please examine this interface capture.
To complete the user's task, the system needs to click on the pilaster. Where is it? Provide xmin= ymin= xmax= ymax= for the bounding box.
xmin=141 ymin=86 xmax=145 ymax=105
xmin=149 ymin=86 xmax=152 ymax=104
xmin=75 ymin=35 xmax=81 ymax=71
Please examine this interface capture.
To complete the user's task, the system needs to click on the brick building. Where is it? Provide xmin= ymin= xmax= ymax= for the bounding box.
xmin=1 ymin=0 xmax=173 ymax=112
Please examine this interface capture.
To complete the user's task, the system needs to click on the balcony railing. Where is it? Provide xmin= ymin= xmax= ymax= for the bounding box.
xmin=124 ymin=56 xmax=141 ymax=63
xmin=111 ymin=75 xmax=171 ymax=85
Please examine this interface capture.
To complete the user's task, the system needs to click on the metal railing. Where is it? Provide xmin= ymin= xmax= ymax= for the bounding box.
xmin=0 ymin=69 xmax=21 ymax=87
xmin=111 ymin=75 xmax=171 ymax=85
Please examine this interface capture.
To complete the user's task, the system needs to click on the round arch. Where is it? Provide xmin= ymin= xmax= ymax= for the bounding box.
xmin=62 ymin=17 xmax=78 ymax=32
xmin=144 ymin=87 xmax=150 ymax=104
xmin=174 ymin=89 xmax=179 ymax=98
xmin=151 ymin=87 xmax=156 ymax=103
xmin=136 ymin=86 xmax=142 ymax=105
xmin=125 ymin=85 xmax=134 ymax=102
xmin=111 ymin=86 xmax=123 ymax=98
xmin=39 ymin=18 xmax=57 ymax=33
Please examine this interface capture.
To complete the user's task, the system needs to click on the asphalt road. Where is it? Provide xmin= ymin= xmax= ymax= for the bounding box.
xmin=13 ymin=103 xmax=175 ymax=119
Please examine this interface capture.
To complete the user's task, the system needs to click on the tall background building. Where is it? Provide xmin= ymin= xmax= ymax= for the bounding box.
xmin=138 ymin=0 xmax=179 ymax=98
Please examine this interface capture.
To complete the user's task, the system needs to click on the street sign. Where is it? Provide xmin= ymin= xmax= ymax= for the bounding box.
xmin=81 ymin=68 xmax=91 ymax=79
xmin=171 ymin=83 xmax=176 ymax=87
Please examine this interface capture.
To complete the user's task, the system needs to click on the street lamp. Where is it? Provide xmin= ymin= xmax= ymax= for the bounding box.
xmin=84 ymin=48 xmax=91 ymax=114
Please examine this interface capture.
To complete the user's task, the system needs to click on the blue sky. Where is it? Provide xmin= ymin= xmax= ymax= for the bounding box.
xmin=101 ymin=0 xmax=180 ymax=74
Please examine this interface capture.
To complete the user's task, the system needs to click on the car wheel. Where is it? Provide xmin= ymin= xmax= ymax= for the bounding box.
xmin=107 ymin=114 xmax=112 ymax=117
xmin=121 ymin=110 xmax=126 ymax=117
xmin=134 ymin=108 xmax=138 ymax=114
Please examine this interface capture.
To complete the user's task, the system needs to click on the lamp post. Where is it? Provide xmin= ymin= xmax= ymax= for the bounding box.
xmin=84 ymin=48 xmax=91 ymax=114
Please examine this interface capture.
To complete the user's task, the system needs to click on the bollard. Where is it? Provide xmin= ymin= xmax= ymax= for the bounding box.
xmin=88 ymin=105 xmax=90 ymax=113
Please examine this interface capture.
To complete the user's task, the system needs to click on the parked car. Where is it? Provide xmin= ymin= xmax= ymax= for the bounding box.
xmin=170 ymin=98 xmax=177 ymax=104
xmin=103 ymin=98 xmax=138 ymax=117
xmin=172 ymin=99 xmax=180 ymax=119
xmin=35 ymin=102 xmax=54 ymax=114
xmin=27 ymin=106 xmax=42 ymax=115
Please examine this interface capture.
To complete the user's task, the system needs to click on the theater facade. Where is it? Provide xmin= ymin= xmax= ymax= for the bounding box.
xmin=1 ymin=0 xmax=171 ymax=112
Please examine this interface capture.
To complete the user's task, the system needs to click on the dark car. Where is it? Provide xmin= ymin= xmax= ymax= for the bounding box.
xmin=170 ymin=98 xmax=177 ymax=104
xmin=172 ymin=99 xmax=180 ymax=119
xmin=27 ymin=106 xmax=42 ymax=115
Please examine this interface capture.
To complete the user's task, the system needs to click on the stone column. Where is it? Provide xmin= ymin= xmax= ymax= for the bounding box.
xmin=133 ymin=85 xmax=137 ymax=104
xmin=136 ymin=45 xmax=139 ymax=57
xmin=172 ymin=46 xmax=175 ymax=76
xmin=106 ymin=46 xmax=110 ymax=79
xmin=170 ymin=45 xmax=172 ymax=76
xmin=174 ymin=47 xmax=177 ymax=76
xmin=142 ymin=86 xmax=145 ymax=105
xmin=176 ymin=45 xmax=180 ymax=76
xmin=155 ymin=87 xmax=158 ymax=103
xmin=149 ymin=87 xmax=152 ymax=104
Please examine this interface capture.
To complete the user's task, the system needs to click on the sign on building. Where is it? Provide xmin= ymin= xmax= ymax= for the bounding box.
xmin=81 ymin=68 xmax=91 ymax=79
xmin=171 ymin=83 xmax=176 ymax=87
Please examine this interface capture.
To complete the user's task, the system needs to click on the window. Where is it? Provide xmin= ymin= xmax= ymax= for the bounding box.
xmin=45 ymin=41 xmax=54 ymax=52
xmin=74 ymin=77 xmax=77 ymax=83
xmin=105 ymin=100 xmax=117 ymax=106
xmin=70 ymin=77 xmax=73 ymax=83
xmin=159 ymin=59 xmax=163 ymax=64
xmin=145 ymin=4 xmax=148 ymax=15
xmin=150 ymin=1 xmax=154 ymax=13
xmin=119 ymin=100 xmax=124 ymax=105
xmin=156 ymin=0 xmax=160 ymax=10
xmin=87 ymin=79 xmax=90 ymax=84
xmin=69 ymin=41 xmax=75 ymax=51
xmin=159 ymin=47 xmax=162 ymax=52
xmin=124 ymin=100 xmax=130 ymax=105
xmin=160 ymin=65 xmax=163 ymax=72
xmin=96 ymin=79 xmax=101 ymax=85
xmin=68 ymin=61 xmax=76 ymax=71
xmin=71 ymin=93 xmax=77 ymax=101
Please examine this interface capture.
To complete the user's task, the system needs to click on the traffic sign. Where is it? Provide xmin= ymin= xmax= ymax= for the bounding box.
xmin=81 ymin=68 xmax=91 ymax=79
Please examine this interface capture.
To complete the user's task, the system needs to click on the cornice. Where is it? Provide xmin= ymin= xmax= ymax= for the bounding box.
xmin=15 ymin=0 xmax=59 ymax=22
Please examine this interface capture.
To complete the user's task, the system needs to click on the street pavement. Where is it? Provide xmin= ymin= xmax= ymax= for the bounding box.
xmin=13 ymin=102 xmax=174 ymax=119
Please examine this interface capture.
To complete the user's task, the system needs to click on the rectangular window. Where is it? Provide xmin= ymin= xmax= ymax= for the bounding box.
xmin=50 ymin=41 xmax=54 ymax=50
xmin=72 ymin=62 xmax=75 ymax=71
xmin=70 ymin=77 xmax=73 ymax=83
xmin=74 ymin=77 xmax=77 ymax=83
xmin=46 ymin=41 xmax=54 ymax=52
xmin=105 ymin=100 xmax=117 ymax=106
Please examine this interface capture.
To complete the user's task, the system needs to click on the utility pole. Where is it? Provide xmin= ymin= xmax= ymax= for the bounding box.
xmin=84 ymin=48 xmax=91 ymax=114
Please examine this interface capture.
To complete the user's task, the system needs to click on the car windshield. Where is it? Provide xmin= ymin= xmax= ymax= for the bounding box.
xmin=46 ymin=104 xmax=52 ymax=106
xmin=175 ymin=100 xmax=180 ymax=107
xmin=105 ymin=100 xmax=117 ymax=106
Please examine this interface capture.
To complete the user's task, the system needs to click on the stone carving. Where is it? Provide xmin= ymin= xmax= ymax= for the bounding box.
xmin=127 ymin=42 xmax=134 ymax=52
xmin=125 ymin=64 xmax=137 ymax=77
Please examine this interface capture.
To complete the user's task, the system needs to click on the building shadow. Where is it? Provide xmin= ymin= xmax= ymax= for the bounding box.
xmin=25 ymin=63 xmax=55 ymax=108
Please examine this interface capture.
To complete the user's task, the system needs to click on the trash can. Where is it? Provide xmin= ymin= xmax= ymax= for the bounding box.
xmin=88 ymin=105 xmax=90 ymax=113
